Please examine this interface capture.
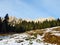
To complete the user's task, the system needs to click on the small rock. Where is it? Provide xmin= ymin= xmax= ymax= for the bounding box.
xmin=25 ymin=37 xmax=30 ymax=40
xmin=16 ymin=39 xmax=24 ymax=43
xmin=36 ymin=39 xmax=42 ymax=43
xmin=0 ymin=38 xmax=2 ymax=41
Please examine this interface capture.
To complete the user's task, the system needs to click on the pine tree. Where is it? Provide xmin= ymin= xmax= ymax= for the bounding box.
xmin=2 ymin=14 xmax=9 ymax=33
xmin=0 ymin=17 xmax=2 ymax=33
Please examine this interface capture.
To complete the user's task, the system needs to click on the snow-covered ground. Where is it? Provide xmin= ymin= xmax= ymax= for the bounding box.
xmin=0 ymin=26 xmax=60 ymax=45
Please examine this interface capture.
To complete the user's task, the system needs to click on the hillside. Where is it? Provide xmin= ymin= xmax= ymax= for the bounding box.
xmin=0 ymin=26 xmax=60 ymax=45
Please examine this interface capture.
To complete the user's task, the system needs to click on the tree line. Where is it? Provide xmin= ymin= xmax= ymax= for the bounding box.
xmin=0 ymin=14 xmax=60 ymax=33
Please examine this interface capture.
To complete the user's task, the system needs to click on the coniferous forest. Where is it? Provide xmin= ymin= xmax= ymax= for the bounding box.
xmin=0 ymin=14 xmax=60 ymax=33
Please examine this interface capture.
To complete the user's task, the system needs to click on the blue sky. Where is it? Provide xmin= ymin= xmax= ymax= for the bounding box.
xmin=0 ymin=0 xmax=60 ymax=19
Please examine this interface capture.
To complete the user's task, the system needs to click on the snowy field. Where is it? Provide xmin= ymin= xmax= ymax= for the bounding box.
xmin=0 ymin=26 xmax=60 ymax=45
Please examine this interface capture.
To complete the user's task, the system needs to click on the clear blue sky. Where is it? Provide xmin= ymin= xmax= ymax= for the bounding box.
xmin=0 ymin=0 xmax=60 ymax=19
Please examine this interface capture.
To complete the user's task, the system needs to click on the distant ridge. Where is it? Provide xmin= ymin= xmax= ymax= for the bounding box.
xmin=34 ymin=17 xmax=55 ymax=22
xmin=8 ymin=16 xmax=55 ymax=23
xmin=23 ymin=17 xmax=55 ymax=22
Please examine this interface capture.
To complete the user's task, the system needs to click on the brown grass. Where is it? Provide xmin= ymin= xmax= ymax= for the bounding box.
xmin=0 ymin=32 xmax=16 ymax=36
xmin=43 ymin=32 xmax=60 ymax=45
xmin=27 ymin=29 xmax=44 ymax=36
xmin=52 ymin=27 xmax=60 ymax=31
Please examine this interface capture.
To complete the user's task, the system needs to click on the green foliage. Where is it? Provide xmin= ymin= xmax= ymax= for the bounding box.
xmin=0 ymin=14 xmax=60 ymax=33
xmin=2 ymin=14 xmax=9 ymax=33
xmin=0 ymin=17 xmax=3 ymax=33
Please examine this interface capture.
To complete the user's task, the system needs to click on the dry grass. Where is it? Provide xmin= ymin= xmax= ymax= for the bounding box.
xmin=27 ymin=29 xmax=45 ymax=36
xmin=0 ymin=34 xmax=10 ymax=36
xmin=52 ymin=27 xmax=60 ymax=31
xmin=43 ymin=32 xmax=60 ymax=45
xmin=35 ymin=30 xmax=44 ymax=36
xmin=0 ymin=32 xmax=16 ymax=36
